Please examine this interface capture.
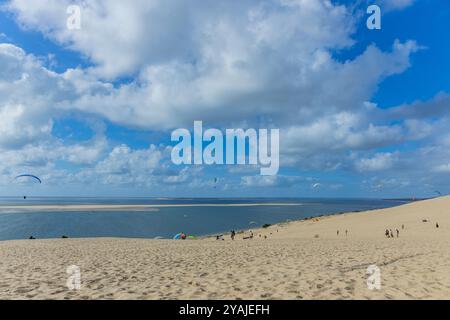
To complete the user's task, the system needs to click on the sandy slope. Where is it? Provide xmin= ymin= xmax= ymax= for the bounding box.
xmin=0 ymin=196 xmax=449 ymax=300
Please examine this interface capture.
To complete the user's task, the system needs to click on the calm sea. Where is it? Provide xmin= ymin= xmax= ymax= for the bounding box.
xmin=0 ymin=197 xmax=409 ymax=241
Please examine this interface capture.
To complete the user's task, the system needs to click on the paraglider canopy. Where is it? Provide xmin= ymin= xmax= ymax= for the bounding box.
xmin=15 ymin=174 xmax=42 ymax=200
xmin=15 ymin=174 xmax=42 ymax=184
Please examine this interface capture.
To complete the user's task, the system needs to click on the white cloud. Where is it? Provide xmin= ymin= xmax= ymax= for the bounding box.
xmin=60 ymin=136 xmax=107 ymax=165
xmin=5 ymin=0 xmax=354 ymax=79
xmin=355 ymin=152 xmax=398 ymax=172
xmin=59 ymin=39 xmax=420 ymax=131
xmin=3 ymin=2 xmax=420 ymax=134
xmin=434 ymin=164 xmax=450 ymax=173
xmin=0 ymin=103 xmax=53 ymax=149
xmin=0 ymin=44 xmax=56 ymax=148
xmin=2 ymin=0 xmax=449 ymax=196
xmin=363 ymin=176 xmax=411 ymax=192
xmin=0 ymin=136 xmax=107 ymax=175
xmin=280 ymin=109 xmax=404 ymax=171
xmin=0 ymin=32 xmax=9 ymax=41
xmin=87 ymin=144 xmax=161 ymax=177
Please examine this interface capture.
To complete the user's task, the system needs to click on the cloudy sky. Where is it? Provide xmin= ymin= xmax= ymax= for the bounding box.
xmin=0 ymin=0 xmax=449 ymax=198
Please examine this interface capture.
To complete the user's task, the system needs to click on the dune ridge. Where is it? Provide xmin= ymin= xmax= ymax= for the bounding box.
xmin=0 ymin=196 xmax=449 ymax=299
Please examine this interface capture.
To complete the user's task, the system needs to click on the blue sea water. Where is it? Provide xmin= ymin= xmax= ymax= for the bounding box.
xmin=0 ymin=197 xmax=409 ymax=241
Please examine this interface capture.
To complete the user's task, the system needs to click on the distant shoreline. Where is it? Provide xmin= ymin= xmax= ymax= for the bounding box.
xmin=0 ymin=202 xmax=303 ymax=212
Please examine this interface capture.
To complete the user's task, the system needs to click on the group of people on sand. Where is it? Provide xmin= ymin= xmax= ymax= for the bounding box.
xmin=384 ymin=221 xmax=441 ymax=238
xmin=385 ymin=228 xmax=400 ymax=238
xmin=220 ymin=228 xmax=277 ymax=241
xmin=385 ymin=224 xmax=404 ymax=238
xmin=336 ymin=229 xmax=348 ymax=237
xmin=218 ymin=230 xmax=238 ymax=240
xmin=215 ymin=229 xmax=253 ymax=241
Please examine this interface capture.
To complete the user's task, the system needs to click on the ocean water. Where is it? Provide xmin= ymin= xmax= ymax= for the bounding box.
xmin=0 ymin=197 xmax=409 ymax=241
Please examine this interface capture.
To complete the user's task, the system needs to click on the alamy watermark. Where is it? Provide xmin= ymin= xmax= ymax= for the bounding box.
xmin=171 ymin=121 xmax=279 ymax=175
xmin=366 ymin=264 xmax=381 ymax=290
xmin=367 ymin=5 xmax=381 ymax=30
xmin=65 ymin=4 xmax=380 ymax=31
xmin=66 ymin=265 xmax=81 ymax=290
xmin=67 ymin=5 xmax=81 ymax=30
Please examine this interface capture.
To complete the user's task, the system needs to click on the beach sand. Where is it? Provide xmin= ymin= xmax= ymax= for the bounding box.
xmin=0 ymin=196 xmax=449 ymax=300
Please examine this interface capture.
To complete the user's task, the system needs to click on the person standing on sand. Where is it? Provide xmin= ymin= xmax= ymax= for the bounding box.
xmin=396 ymin=229 xmax=399 ymax=238
xmin=231 ymin=230 xmax=236 ymax=240
xmin=337 ymin=230 xmax=339 ymax=236
xmin=390 ymin=229 xmax=394 ymax=238
xmin=436 ymin=222 xmax=439 ymax=228
xmin=345 ymin=230 xmax=348 ymax=237
xmin=385 ymin=229 xmax=390 ymax=238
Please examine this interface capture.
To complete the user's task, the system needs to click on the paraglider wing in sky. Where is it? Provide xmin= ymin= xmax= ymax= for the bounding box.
xmin=15 ymin=174 xmax=42 ymax=184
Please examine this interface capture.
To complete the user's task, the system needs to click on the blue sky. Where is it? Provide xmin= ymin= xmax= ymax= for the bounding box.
xmin=0 ymin=0 xmax=449 ymax=198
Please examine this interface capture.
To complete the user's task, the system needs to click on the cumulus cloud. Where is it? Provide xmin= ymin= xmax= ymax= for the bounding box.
xmin=3 ymin=1 xmax=419 ymax=132
xmin=0 ymin=43 xmax=112 ymax=185
xmin=0 ymin=44 xmax=56 ymax=148
xmin=0 ymin=137 xmax=107 ymax=175
xmin=72 ymin=144 xmax=208 ymax=188
xmin=363 ymin=176 xmax=411 ymax=192
xmin=1 ymin=0 xmax=447 ymax=196
xmin=5 ymin=0 xmax=354 ymax=79
xmin=355 ymin=152 xmax=398 ymax=172
xmin=5 ymin=0 xmax=418 ymax=131
xmin=0 ymin=103 xmax=53 ymax=149
xmin=76 ymin=144 xmax=164 ymax=185
xmin=434 ymin=164 xmax=450 ymax=173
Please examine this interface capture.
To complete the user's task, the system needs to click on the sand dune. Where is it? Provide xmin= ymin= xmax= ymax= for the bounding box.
xmin=0 ymin=196 xmax=449 ymax=300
